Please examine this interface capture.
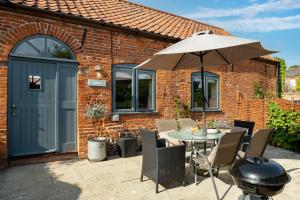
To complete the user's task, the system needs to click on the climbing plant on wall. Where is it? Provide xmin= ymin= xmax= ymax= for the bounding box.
xmin=275 ymin=57 xmax=287 ymax=98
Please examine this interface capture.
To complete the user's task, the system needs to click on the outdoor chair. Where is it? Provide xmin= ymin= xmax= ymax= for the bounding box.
xmin=140 ymin=129 xmax=186 ymax=193
xmin=179 ymin=118 xmax=197 ymax=129
xmin=188 ymin=130 xmax=245 ymax=200
xmin=156 ymin=119 xmax=181 ymax=146
xmin=238 ymin=128 xmax=274 ymax=158
xmin=232 ymin=120 xmax=255 ymax=152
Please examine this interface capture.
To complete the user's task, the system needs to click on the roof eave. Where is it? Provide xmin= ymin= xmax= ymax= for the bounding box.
xmin=0 ymin=0 xmax=181 ymax=42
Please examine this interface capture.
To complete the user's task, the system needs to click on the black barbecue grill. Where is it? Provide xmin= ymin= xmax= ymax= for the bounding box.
xmin=230 ymin=157 xmax=290 ymax=200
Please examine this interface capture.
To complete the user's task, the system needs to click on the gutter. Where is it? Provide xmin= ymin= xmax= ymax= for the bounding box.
xmin=0 ymin=0 xmax=180 ymax=43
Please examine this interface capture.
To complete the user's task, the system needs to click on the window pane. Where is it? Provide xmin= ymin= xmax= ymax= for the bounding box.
xmin=47 ymin=39 xmax=73 ymax=59
xmin=14 ymin=42 xmax=40 ymax=56
xmin=28 ymin=37 xmax=45 ymax=53
xmin=115 ymin=69 xmax=133 ymax=110
xmin=138 ymin=71 xmax=153 ymax=110
xmin=28 ymin=75 xmax=41 ymax=90
xmin=207 ymin=78 xmax=218 ymax=108
xmin=193 ymin=76 xmax=204 ymax=108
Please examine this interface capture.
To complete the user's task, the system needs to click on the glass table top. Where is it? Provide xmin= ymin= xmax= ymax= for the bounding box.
xmin=168 ymin=129 xmax=224 ymax=141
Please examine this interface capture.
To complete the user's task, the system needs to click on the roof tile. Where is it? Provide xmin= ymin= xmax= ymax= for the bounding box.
xmin=7 ymin=0 xmax=228 ymax=39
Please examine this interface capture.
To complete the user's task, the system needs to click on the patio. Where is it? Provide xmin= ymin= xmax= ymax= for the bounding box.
xmin=0 ymin=146 xmax=299 ymax=200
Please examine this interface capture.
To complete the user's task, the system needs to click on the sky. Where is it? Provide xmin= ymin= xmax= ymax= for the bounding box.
xmin=131 ymin=0 xmax=300 ymax=67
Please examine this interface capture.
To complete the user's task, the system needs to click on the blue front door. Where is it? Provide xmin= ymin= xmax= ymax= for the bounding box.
xmin=9 ymin=58 xmax=77 ymax=157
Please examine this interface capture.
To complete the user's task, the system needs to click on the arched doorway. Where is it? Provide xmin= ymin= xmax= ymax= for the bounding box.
xmin=8 ymin=35 xmax=77 ymax=157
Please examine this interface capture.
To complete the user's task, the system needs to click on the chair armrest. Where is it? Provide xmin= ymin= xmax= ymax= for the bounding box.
xmin=240 ymin=142 xmax=250 ymax=152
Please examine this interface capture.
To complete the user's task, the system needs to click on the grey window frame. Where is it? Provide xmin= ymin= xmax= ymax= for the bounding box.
xmin=10 ymin=35 xmax=76 ymax=62
xmin=112 ymin=64 xmax=156 ymax=113
xmin=28 ymin=74 xmax=42 ymax=91
xmin=191 ymin=72 xmax=220 ymax=111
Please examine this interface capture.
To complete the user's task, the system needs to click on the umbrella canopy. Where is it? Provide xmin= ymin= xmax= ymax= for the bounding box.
xmin=135 ymin=31 xmax=277 ymax=133
xmin=136 ymin=31 xmax=276 ymax=70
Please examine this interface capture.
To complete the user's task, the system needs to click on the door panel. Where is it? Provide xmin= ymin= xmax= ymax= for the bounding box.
xmin=9 ymin=59 xmax=57 ymax=156
xmin=9 ymin=58 xmax=77 ymax=157
xmin=59 ymin=62 xmax=77 ymax=152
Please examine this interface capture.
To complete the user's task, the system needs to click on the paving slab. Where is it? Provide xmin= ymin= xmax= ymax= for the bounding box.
xmin=0 ymin=146 xmax=299 ymax=200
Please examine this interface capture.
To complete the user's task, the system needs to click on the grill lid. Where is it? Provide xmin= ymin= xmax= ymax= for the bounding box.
xmin=230 ymin=157 xmax=290 ymax=186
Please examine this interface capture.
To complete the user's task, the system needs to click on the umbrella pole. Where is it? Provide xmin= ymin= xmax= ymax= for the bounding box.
xmin=200 ymin=54 xmax=207 ymax=135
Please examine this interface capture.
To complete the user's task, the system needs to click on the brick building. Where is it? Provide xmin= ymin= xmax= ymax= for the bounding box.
xmin=0 ymin=0 xmax=278 ymax=167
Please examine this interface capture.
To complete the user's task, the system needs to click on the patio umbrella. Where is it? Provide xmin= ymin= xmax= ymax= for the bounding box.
xmin=135 ymin=30 xmax=276 ymax=133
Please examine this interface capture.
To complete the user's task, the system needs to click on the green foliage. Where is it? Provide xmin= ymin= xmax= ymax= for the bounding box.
xmin=296 ymin=75 xmax=300 ymax=92
xmin=208 ymin=119 xmax=217 ymax=129
xmin=173 ymin=97 xmax=192 ymax=120
xmin=253 ymin=80 xmax=265 ymax=99
xmin=275 ymin=57 xmax=287 ymax=98
xmin=267 ymin=102 xmax=300 ymax=151
xmin=289 ymin=65 xmax=300 ymax=69
xmin=85 ymin=95 xmax=106 ymax=136
xmin=252 ymin=80 xmax=274 ymax=99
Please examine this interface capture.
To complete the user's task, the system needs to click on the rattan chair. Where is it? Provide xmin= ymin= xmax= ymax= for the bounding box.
xmin=189 ymin=130 xmax=245 ymax=200
xmin=140 ymin=129 xmax=186 ymax=193
xmin=239 ymin=128 xmax=274 ymax=158
xmin=232 ymin=120 xmax=255 ymax=151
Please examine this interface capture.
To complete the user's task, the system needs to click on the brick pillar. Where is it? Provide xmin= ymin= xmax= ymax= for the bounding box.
xmin=0 ymin=64 xmax=8 ymax=168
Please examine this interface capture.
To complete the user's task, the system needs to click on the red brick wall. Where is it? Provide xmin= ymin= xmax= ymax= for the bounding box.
xmin=0 ymin=9 xmax=278 ymax=166
xmin=0 ymin=65 xmax=8 ymax=168
xmin=237 ymin=99 xmax=300 ymax=129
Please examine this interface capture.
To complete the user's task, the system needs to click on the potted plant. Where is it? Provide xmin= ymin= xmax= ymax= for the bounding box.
xmin=85 ymin=95 xmax=107 ymax=162
xmin=207 ymin=119 xmax=219 ymax=134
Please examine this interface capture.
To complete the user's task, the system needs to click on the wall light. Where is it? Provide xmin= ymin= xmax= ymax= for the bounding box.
xmin=95 ymin=64 xmax=102 ymax=79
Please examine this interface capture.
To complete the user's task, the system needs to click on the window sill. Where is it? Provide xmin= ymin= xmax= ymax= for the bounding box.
xmin=112 ymin=111 xmax=159 ymax=115
xmin=192 ymin=109 xmax=222 ymax=112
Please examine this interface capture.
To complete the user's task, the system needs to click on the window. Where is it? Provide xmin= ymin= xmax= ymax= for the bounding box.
xmin=12 ymin=36 xmax=75 ymax=60
xmin=192 ymin=72 xmax=219 ymax=111
xmin=112 ymin=64 xmax=155 ymax=112
xmin=28 ymin=75 xmax=41 ymax=90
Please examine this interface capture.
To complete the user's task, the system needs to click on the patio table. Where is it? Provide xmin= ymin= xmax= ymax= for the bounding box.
xmin=168 ymin=130 xmax=224 ymax=152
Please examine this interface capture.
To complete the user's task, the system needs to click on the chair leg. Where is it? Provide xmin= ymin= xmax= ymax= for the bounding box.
xmin=140 ymin=173 xmax=143 ymax=182
xmin=215 ymin=167 xmax=219 ymax=177
xmin=155 ymin=170 xmax=159 ymax=193
xmin=194 ymin=165 xmax=197 ymax=186
xmin=208 ymin=165 xmax=220 ymax=200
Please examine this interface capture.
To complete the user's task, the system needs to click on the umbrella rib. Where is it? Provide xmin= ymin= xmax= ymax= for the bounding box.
xmin=172 ymin=54 xmax=186 ymax=71
xmin=215 ymin=49 xmax=231 ymax=65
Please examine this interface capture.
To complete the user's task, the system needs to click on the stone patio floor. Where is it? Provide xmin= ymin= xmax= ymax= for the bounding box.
xmin=0 ymin=146 xmax=299 ymax=200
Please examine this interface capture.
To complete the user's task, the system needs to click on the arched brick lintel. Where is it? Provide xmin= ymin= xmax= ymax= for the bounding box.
xmin=0 ymin=22 xmax=82 ymax=62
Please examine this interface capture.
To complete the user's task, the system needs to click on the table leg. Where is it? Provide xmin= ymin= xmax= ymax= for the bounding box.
xmin=204 ymin=141 xmax=207 ymax=153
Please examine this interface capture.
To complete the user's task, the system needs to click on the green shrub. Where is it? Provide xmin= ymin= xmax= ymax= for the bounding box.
xmin=296 ymin=75 xmax=300 ymax=92
xmin=267 ymin=102 xmax=300 ymax=151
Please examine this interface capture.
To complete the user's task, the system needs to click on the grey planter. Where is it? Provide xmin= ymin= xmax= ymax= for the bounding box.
xmin=88 ymin=137 xmax=107 ymax=162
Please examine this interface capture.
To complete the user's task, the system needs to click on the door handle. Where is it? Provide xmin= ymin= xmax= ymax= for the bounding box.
xmin=11 ymin=105 xmax=16 ymax=117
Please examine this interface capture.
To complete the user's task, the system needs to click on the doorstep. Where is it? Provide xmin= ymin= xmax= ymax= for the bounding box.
xmin=8 ymin=152 xmax=79 ymax=167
